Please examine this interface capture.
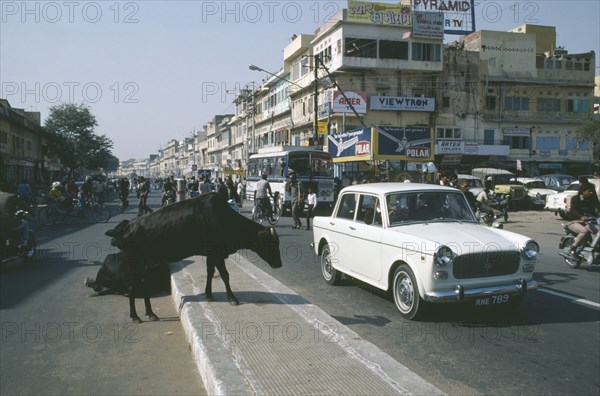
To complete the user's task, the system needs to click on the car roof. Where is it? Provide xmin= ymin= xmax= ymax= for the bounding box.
xmin=340 ymin=182 xmax=458 ymax=195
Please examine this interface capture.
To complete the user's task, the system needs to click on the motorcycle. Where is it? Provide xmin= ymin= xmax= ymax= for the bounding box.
xmin=558 ymin=217 xmax=600 ymax=268
xmin=487 ymin=192 xmax=509 ymax=222
xmin=118 ymin=193 xmax=129 ymax=214
xmin=1 ymin=210 xmax=36 ymax=266
xmin=477 ymin=204 xmax=504 ymax=229
xmin=162 ymin=189 xmax=176 ymax=206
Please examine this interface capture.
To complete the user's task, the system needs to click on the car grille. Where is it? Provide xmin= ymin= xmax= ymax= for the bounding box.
xmin=511 ymin=187 xmax=525 ymax=199
xmin=453 ymin=251 xmax=520 ymax=279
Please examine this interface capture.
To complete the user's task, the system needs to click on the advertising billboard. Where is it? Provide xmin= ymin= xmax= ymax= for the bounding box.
xmin=347 ymin=1 xmax=412 ymax=27
xmin=327 ymin=128 xmax=372 ymax=163
xmin=412 ymin=0 xmax=476 ymax=35
xmin=374 ymin=126 xmax=434 ymax=161
xmin=332 ymin=91 xmax=368 ymax=114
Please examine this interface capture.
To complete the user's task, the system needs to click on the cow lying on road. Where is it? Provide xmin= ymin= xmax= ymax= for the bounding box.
xmin=104 ymin=192 xmax=283 ymax=323
xmin=84 ymin=252 xmax=170 ymax=296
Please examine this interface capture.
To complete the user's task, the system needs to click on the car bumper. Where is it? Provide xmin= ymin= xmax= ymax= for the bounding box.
xmin=424 ymin=279 xmax=538 ymax=302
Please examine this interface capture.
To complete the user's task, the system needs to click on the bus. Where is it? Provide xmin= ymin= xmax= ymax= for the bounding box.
xmin=246 ymin=146 xmax=335 ymax=214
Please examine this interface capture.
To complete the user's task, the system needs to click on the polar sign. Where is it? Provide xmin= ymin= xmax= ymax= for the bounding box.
xmin=375 ymin=126 xmax=434 ymax=161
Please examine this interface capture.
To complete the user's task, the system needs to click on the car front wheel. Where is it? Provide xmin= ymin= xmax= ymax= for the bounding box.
xmin=320 ymin=244 xmax=341 ymax=285
xmin=392 ymin=265 xmax=426 ymax=320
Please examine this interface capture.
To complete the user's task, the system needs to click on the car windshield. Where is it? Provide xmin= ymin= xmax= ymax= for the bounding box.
xmin=386 ymin=191 xmax=477 ymax=226
xmin=469 ymin=179 xmax=483 ymax=188
xmin=527 ymin=181 xmax=547 ymax=189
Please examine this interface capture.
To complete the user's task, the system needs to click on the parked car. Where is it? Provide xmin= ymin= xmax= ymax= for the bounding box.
xmin=456 ymin=174 xmax=484 ymax=197
xmin=471 ymin=168 xmax=528 ymax=208
xmin=311 ymin=183 xmax=539 ymax=319
xmin=517 ymin=178 xmax=556 ymax=209
xmin=545 ymin=179 xmax=600 ymax=219
xmin=540 ymin=174 xmax=576 ymax=192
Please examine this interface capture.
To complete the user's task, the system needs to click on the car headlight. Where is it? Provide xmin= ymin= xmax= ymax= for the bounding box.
xmin=435 ymin=245 xmax=455 ymax=266
xmin=521 ymin=240 xmax=539 ymax=260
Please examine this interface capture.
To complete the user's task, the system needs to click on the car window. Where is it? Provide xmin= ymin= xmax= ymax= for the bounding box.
xmin=336 ymin=193 xmax=357 ymax=220
xmin=357 ymin=194 xmax=382 ymax=227
xmin=566 ymin=183 xmax=579 ymax=192
xmin=386 ymin=191 xmax=476 ymax=225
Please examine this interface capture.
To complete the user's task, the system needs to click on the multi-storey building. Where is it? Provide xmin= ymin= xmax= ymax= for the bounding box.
xmin=126 ymin=12 xmax=597 ymax=181
xmin=446 ymin=24 xmax=596 ymax=176
xmin=0 ymin=99 xmax=48 ymax=188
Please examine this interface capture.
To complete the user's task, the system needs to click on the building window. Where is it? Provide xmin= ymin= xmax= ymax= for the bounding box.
xmin=503 ymin=136 xmax=530 ymax=149
xmin=537 ymin=98 xmax=561 ymax=112
xmin=566 ymin=99 xmax=590 ymax=113
xmin=436 ymin=127 xmax=461 ymax=139
xmin=345 ymin=38 xmax=377 ymax=58
xmin=483 ymin=129 xmax=495 ymax=145
xmin=485 ymin=96 xmax=496 ymax=110
xmin=411 ymin=43 xmax=441 ymax=62
xmin=504 ymin=96 xmax=529 ymax=111
xmin=379 ymin=40 xmax=408 ymax=60
xmin=536 ymin=136 xmax=560 ymax=150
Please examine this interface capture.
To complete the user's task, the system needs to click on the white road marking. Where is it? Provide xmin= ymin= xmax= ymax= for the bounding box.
xmin=538 ymin=288 xmax=600 ymax=309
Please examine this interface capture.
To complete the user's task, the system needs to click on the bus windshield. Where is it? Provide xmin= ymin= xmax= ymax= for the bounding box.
xmin=288 ymin=151 xmax=333 ymax=178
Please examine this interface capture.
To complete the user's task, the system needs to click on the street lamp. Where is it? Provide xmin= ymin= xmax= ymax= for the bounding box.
xmin=248 ymin=64 xmax=303 ymax=88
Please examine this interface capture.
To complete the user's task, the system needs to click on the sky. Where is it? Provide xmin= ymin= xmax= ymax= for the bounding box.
xmin=1 ymin=0 xmax=599 ymax=161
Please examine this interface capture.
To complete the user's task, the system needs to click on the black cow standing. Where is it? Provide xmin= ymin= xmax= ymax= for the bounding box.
xmin=103 ymin=192 xmax=283 ymax=323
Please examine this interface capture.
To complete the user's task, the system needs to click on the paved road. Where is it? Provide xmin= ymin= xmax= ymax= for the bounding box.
xmin=248 ymin=205 xmax=600 ymax=395
xmin=0 ymin=193 xmax=206 ymax=395
xmin=3 ymin=192 xmax=598 ymax=395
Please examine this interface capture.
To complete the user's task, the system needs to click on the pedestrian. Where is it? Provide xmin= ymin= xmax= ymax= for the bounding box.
xmin=305 ymin=187 xmax=317 ymax=230
xmin=138 ymin=176 xmax=154 ymax=216
xmin=200 ymin=176 xmax=211 ymax=194
xmin=285 ymin=172 xmax=305 ymax=229
xmin=221 ymin=176 xmax=242 ymax=208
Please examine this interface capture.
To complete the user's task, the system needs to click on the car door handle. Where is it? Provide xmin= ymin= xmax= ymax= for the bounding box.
xmin=349 ymin=226 xmax=356 ymax=230
xmin=329 ymin=222 xmax=335 ymax=226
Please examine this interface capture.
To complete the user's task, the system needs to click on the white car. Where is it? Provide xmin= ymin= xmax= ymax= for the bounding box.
xmin=312 ymin=183 xmax=539 ymax=319
xmin=517 ymin=178 xmax=556 ymax=209
xmin=545 ymin=179 xmax=600 ymax=219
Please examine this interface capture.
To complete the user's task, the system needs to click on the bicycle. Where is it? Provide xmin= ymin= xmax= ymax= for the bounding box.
xmin=252 ymin=192 xmax=281 ymax=225
xmin=39 ymin=196 xmax=112 ymax=225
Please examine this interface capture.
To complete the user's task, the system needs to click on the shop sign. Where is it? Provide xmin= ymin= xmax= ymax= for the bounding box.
xmin=413 ymin=11 xmax=444 ymax=39
xmin=332 ymin=91 xmax=368 ymax=114
xmin=370 ymin=96 xmax=435 ymax=112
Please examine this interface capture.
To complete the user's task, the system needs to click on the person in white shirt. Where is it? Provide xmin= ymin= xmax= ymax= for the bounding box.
xmin=305 ymin=187 xmax=317 ymax=230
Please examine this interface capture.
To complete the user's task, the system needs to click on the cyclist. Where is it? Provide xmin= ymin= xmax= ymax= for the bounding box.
xmin=79 ymin=176 xmax=94 ymax=209
xmin=255 ymin=173 xmax=273 ymax=220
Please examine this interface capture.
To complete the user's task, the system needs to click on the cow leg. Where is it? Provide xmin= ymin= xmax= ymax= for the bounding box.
xmin=215 ymin=257 xmax=239 ymax=306
xmin=204 ymin=256 xmax=216 ymax=302
xmin=129 ymin=296 xmax=142 ymax=324
xmin=144 ymin=296 xmax=159 ymax=321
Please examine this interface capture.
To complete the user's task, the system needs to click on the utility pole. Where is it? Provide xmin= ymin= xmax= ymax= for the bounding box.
xmin=313 ymin=53 xmax=319 ymax=146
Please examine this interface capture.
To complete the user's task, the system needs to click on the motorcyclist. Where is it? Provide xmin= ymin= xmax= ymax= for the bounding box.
xmin=118 ymin=178 xmax=130 ymax=206
xmin=476 ymin=187 xmax=500 ymax=217
xmin=566 ymin=183 xmax=600 ymax=259
xmin=254 ymin=173 xmax=273 ymax=219
xmin=0 ymin=191 xmax=30 ymax=251
xmin=162 ymin=177 xmax=175 ymax=205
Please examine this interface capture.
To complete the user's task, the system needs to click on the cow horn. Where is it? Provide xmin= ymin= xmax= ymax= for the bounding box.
xmin=269 ymin=227 xmax=277 ymax=236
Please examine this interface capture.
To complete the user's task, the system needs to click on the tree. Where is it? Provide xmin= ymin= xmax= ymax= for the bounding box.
xmin=44 ymin=103 xmax=115 ymax=175
xmin=576 ymin=116 xmax=600 ymax=167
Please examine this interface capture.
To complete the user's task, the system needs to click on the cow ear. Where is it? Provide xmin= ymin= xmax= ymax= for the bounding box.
xmin=257 ymin=230 xmax=269 ymax=239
